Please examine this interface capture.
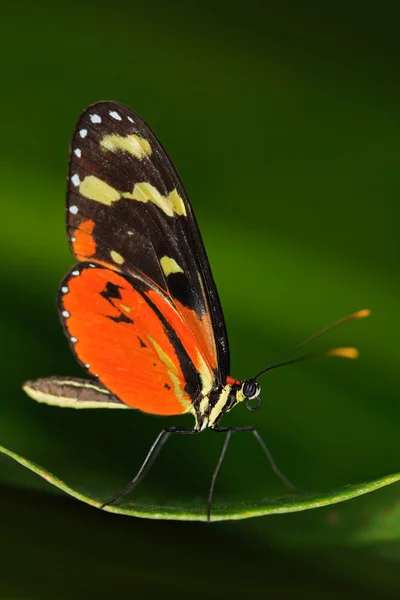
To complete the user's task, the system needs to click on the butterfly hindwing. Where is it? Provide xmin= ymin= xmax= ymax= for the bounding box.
xmin=66 ymin=102 xmax=229 ymax=383
xmin=58 ymin=263 xmax=215 ymax=416
xmin=23 ymin=377 xmax=128 ymax=409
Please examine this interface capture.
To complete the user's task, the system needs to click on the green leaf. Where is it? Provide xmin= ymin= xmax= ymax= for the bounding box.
xmin=1 ymin=442 xmax=399 ymax=522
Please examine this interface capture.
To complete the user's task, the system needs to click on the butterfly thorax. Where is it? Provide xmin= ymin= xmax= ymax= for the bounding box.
xmin=193 ymin=377 xmax=260 ymax=431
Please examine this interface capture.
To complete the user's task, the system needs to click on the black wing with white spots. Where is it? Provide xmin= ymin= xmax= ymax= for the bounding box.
xmin=65 ymin=101 xmax=229 ymax=381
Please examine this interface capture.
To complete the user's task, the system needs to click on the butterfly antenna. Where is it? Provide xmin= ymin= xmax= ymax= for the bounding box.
xmin=253 ymin=309 xmax=370 ymax=380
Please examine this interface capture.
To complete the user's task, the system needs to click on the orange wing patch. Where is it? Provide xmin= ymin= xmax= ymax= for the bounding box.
xmin=71 ymin=219 xmax=96 ymax=261
xmin=175 ymin=301 xmax=217 ymax=372
xmin=59 ymin=265 xmax=210 ymax=416
xmin=144 ymin=289 xmax=215 ymax=396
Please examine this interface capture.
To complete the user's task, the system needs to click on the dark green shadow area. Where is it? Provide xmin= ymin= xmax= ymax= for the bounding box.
xmin=2 ymin=0 xmax=400 ymax=596
xmin=1 ymin=485 xmax=399 ymax=600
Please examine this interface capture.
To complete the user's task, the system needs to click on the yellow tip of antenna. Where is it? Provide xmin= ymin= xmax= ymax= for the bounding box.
xmin=353 ymin=309 xmax=371 ymax=319
xmin=326 ymin=347 xmax=359 ymax=359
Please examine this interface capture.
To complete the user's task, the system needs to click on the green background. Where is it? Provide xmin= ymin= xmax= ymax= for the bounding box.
xmin=1 ymin=0 xmax=399 ymax=597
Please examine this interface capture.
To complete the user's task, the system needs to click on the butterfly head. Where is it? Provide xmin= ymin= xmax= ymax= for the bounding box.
xmin=242 ymin=379 xmax=262 ymax=412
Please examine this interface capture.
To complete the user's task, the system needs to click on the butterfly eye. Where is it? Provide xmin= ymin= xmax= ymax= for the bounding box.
xmin=242 ymin=379 xmax=260 ymax=400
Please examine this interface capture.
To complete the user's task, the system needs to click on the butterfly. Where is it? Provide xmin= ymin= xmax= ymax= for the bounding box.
xmin=23 ymin=101 xmax=369 ymax=520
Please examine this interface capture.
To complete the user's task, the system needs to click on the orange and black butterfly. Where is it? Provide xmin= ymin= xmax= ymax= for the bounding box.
xmin=23 ymin=102 xmax=369 ymax=519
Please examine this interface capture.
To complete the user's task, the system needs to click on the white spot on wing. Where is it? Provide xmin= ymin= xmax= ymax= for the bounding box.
xmin=85 ymin=364 xmax=91 ymax=369
xmin=109 ymin=110 xmax=122 ymax=121
xmin=69 ymin=205 xmax=79 ymax=215
xmin=127 ymin=116 xmax=134 ymax=123
xmin=79 ymin=129 xmax=87 ymax=138
xmin=71 ymin=236 xmax=76 ymax=242
xmin=74 ymin=148 xmax=81 ymax=158
xmin=62 ymin=310 xmax=70 ymax=318
xmin=89 ymin=263 xmax=96 ymax=268
xmin=61 ymin=286 xmax=68 ymax=293
xmin=90 ymin=114 xmax=102 ymax=124
xmin=72 ymin=270 xmax=80 ymax=276
xmin=71 ymin=174 xmax=80 ymax=187
xmin=70 ymin=337 xmax=78 ymax=343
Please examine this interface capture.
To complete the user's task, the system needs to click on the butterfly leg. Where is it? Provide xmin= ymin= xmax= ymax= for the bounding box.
xmin=100 ymin=427 xmax=200 ymax=509
xmin=209 ymin=426 xmax=298 ymax=521
xmin=207 ymin=430 xmax=232 ymax=522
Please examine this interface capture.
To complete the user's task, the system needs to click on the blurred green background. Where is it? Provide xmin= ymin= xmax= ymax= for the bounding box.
xmin=1 ymin=0 xmax=400 ymax=597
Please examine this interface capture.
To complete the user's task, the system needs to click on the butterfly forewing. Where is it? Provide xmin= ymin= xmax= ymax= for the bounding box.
xmin=66 ymin=102 xmax=229 ymax=386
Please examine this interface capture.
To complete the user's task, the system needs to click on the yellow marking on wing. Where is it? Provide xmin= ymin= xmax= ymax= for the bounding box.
xmin=148 ymin=336 xmax=177 ymax=374
xmin=169 ymin=189 xmax=187 ymax=216
xmin=22 ymin=382 xmax=129 ymax=410
xmin=80 ymin=176 xmax=121 ymax=206
xmin=80 ymin=177 xmax=186 ymax=218
xmin=120 ymin=305 xmax=131 ymax=313
xmin=110 ymin=250 xmax=124 ymax=265
xmin=147 ymin=336 xmax=191 ymax=410
xmin=46 ymin=379 xmax=110 ymax=393
xmin=196 ymin=350 xmax=213 ymax=396
xmin=167 ymin=372 xmax=191 ymax=411
xmin=123 ymin=183 xmax=186 ymax=217
xmin=100 ymin=133 xmax=152 ymax=159
xmin=160 ymin=256 xmax=184 ymax=277
xmin=123 ymin=182 xmax=173 ymax=216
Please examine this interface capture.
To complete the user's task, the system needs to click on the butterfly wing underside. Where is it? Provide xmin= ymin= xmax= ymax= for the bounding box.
xmin=58 ymin=263 xmax=215 ymax=415
xmin=25 ymin=101 xmax=230 ymax=416
xmin=42 ymin=102 xmax=229 ymax=414
xmin=66 ymin=102 xmax=229 ymax=382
